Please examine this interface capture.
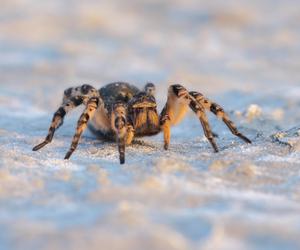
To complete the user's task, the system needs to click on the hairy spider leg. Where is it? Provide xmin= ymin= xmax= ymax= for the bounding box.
xmin=33 ymin=84 xmax=99 ymax=151
xmin=32 ymin=97 xmax=82 ymax=151
xmin=64 ymin=97 xmax=100 ymax=159
xmin=160 ymin=84 xmax=219 ymax=152
xmin=189 ymin=91 xmax=252 ymax=144
xmin=159 ymin=106 xmax=171 ymax=150
xmin=126 ymin=124 xmax=135 ymax=145
xmin=188 ymin=98 xmax=219 ymax=152
xmin=111 ymin=102 xmax=128 ymax=164
xmin=160 ymin=84 xmax=190 ymax=150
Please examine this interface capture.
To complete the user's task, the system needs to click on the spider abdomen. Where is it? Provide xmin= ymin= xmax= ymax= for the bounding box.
xmin=88 ymin=82 xmax=160 ymax=140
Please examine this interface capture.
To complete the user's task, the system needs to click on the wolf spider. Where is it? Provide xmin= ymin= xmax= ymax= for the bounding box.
xmin=33 ymin=82 xmax=251 ymax=164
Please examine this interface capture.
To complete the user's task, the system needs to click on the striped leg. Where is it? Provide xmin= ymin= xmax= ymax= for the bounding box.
xmin=64 ymin=97 xmax=99 ymax=159
xmin=33 ymin=84 xmax=99 ymax=151
xmin=159 ymin=84 xmax=190 ymax=150
xmin=189 ymin=91 xmax=252 ymax=144
xmin=111 ymin=102 xmax=128 ymax=164
xmin=189 ymin=99 xmax=219 ymax=152
xmin=160 ymin=85 xmax=218 ymax=152
xmin=32 ymin=96 xmax=83 ymax=151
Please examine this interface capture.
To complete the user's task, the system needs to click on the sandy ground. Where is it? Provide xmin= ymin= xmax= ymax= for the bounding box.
xmin=1 ymin=0 xmax=300 ymax=249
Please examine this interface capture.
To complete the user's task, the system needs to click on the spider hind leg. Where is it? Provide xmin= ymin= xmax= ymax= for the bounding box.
xmin=33 ymin=84 xmax=99 ymax=153
xmin=32 ymin=95 xmax=84 ymax=151
xmin=64 ymin=97 xmax=100 ymax=159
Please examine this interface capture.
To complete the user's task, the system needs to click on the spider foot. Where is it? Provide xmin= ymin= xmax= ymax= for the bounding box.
xmin=64 ymin=150 xmax=73 ymax=160
xmin=119 ymin=151 xmax=125 ymax=164
xmin=32 ymin=140 xmax=50 ymax=151
xmin=210 ymin=139 xmax=219 ymax=153
xmin=236 ymin=133 xmax=252 ymax=144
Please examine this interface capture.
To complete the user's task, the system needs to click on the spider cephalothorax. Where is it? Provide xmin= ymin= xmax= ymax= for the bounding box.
xmin=33 ymin=82 xmax=251 ymax=164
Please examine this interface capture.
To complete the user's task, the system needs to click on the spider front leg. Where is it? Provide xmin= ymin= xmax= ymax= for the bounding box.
xmin=160 ymin=84 xmax=191 ymax=150
xmin=111 ymin=102 xmax=128 ymax=164
xmin=33 ymin=84 xmax=99 ymax=151
xmin=189 ymin=91 xmax=252 ymax=144
xmin=64 ymin=97 xmax=100 ymax=159
xmin=160 ymin=84 xmax=219 ymax=152
xmin=160 ymin=111 xmax=171 ymax=150
xmin=126 ymin=124 xmax=135 ymax=145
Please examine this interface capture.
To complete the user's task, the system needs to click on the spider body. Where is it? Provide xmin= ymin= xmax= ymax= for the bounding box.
xmin=89 ymin=82 xmax=160 ymax=140
xmin=33 ymin=82 xmax=252 ymax=164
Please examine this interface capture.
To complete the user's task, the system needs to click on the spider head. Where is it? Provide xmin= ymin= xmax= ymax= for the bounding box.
xmin=144 ymin=82 xmax=156 ymax=96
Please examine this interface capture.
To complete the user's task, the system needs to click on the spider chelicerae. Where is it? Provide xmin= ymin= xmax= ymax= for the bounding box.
xmin=33 ymin=82 xmax=252 ymax=164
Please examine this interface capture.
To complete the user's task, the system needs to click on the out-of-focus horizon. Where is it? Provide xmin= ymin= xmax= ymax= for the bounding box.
xmin=1 ymin=1 xmax=300 ymax=250
xmin=1 ymin=0 xmax=300 ymax=105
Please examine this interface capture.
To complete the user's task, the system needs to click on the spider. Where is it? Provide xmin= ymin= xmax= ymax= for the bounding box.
xmin=33 ymin=82 xmax=252 ymax=164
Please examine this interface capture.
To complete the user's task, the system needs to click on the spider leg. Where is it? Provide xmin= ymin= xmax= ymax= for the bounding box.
xmin=189 ymin=99 xmax=219 ymax=152
xmin=160 ymin=110 xmax=171 ymax=150
xmin=33 ymin=84 xmax=99 ymax=151
xmin=159 ymin=84 xmax=190 ymax=150
xmin=64 ymin=97 xmax=99 ymax=159
xmin=160 ymin=84 xmax=219 ymax=152
xmin=189 ymin=91 xmax=252 ymax=144
xmin=126 ymin=124 xmax=135 ymax=145
xmin=111 ymin=102 xmax=128 ymax=164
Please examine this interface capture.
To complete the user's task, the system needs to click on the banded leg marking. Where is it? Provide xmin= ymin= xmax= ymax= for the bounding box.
xmin=160 ymin=84 xmax=219 ymax=152
xmin=64 ymin=97 xmax=99 ymax=159
xmin=189 ymin=92 xmax=252 ymax=144
xmin=33 ymin=84 xmax=99 ymax=152
xmin=162 ymin=119 xmax=171 ymax=150
xmin=189 ymin=100 xmax=219 ymax=152
xmin=159 ymin=84 xmax=190 ymax=150
xmin=160 ymin=106 xmax=171 ymax=150
xmin=32 ymin=96 xmax=83 ymax=151
xmin=111 ymin=102 xmax=127 ymax=164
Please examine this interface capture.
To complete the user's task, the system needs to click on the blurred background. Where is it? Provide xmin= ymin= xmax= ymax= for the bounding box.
xmin=1 ymin=0 xmax=300 ymax=108
xmin=1 ymin=0 xmax=300 ymax=250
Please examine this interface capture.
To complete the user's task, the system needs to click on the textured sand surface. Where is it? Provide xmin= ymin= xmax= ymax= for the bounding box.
xmin=1 ymin=1 xmax=300 ymax=249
